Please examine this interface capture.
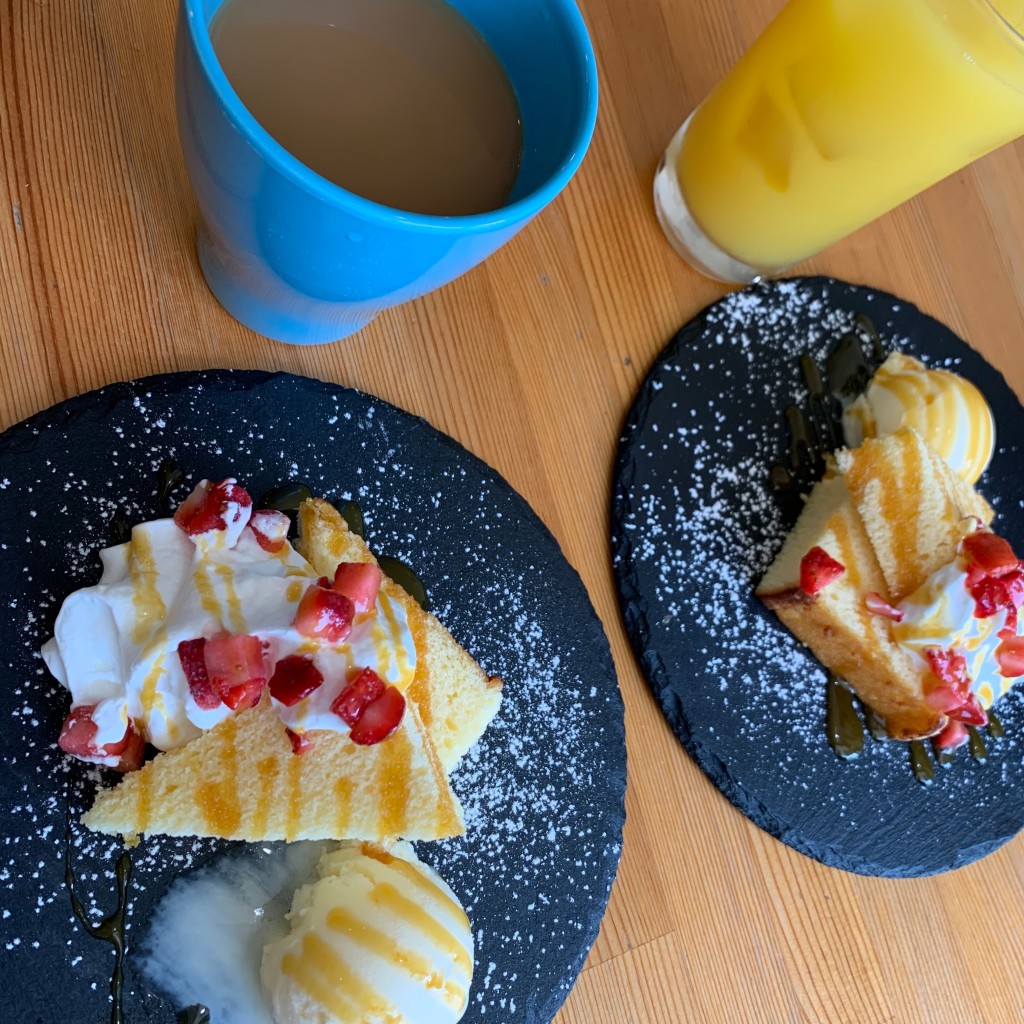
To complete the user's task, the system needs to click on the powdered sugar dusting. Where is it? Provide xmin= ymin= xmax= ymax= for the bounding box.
xmin=613 ymin=278 xmax=1024 ymax=876
xmin=0 ymin=371 xmax=625 ymax=1021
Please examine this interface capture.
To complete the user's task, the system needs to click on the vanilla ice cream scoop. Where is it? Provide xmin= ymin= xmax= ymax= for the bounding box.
xmin=262 ymin=842 xmax=473 ymax=1024
xmin=843 ymin=352 xmax=995 ymax=484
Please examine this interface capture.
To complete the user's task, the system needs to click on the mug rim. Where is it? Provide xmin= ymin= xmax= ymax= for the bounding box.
xmin=182 ymin=0 xmax=599 ymax=233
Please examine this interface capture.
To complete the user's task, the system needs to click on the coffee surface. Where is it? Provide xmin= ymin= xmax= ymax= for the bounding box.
xmin=211 ymin=0 xmax=522 ymax=216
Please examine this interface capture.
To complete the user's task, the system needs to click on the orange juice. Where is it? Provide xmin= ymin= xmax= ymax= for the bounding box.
xmin=666 ymin=0 xmax=1024 ymax=274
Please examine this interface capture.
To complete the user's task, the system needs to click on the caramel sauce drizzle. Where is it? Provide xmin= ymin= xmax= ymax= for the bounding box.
xmin=285 ymin=749 xmax=304 ymax=842
xmin=371 ymin=882 xmax=472 ymax=975
xmin=128 ymin=529 xmax=166 ymax=645
xmin=196 ymin=717 xmax=241 ymax=836
xmin=252 ymin=754 xmax=280 ymax=836
xmin=215 ymin=563 xmax=246 ymax=633
xmin=192 ymin=562 xmax=222 ymax=623
xmin=333 ymin=775 xmax=353 ymax=837
xmin=405 ymin=590 xmax=433 ymax=729
xmin=64 ymin=805 xmax=132 ymax=1024
xmin=290 ymin=930 xmax=398 ymax=1016
xmin=325 ymin=905 xmax=466 ymax=1007
xmin=377 ymin=727 xmax=413 ymax=837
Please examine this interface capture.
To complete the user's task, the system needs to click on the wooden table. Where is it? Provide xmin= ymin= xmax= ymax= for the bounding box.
xmin=4 ymin=1 xmax=1024 ymax=1021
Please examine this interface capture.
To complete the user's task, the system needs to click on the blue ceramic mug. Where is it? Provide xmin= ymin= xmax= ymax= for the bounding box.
xmin=175 ymin=0 xmax=598 ymax=345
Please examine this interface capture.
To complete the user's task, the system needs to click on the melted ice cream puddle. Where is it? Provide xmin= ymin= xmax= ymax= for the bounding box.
xmin=137 ymin=841 xmax=328 ymax=1023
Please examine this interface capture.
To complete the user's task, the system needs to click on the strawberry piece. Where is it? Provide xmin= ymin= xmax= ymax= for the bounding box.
xmin=103 ymin=722 xmax=146 ymax=773
xmin=331 ymin=667 xmax=386 ymax=726
xmin=173 ymin=479 xmax=253 ymax=540
xmin=924 ymin=648 xmax=971 ymax=694
xmin=934 ymin=720 xmax=969 ymax=750
xmin=332 ymin=562 xmax=382 ymax=614
xmin=204 ymin=634 xmax=266 ymax=711
xmin=58 ymin=705 xmax=102 ymax=759
xmin=58 ymin=706 xmax=145 ymax=771
xmin=269 ymin=654 xmax=324 ymax=707
xmin=799 ymin=547 xmax=845 ymax=596
xmin=865 ymin=592 xmax=904 ymax=623
xmin=286 ymin=728 xmax=313 ymax=755
xmin=925 ymin=683 xmax=966 ymax=714
xmin=349 ymin=685 xmax=405 ymax=745
xmin=294 ymin=585 xmax=354 ymax=643
xmin=953 ymin=693 xmax=988 ymax=728
xmin=248 ymin=509 xmax=289 ymax=554
xmin=962 ymin=531 xmax=1021 ymax=576
xmin=996 ymin=634 xmax=1024 ymax=678
xmin=177 ymin=638 xmax=222 ymax=710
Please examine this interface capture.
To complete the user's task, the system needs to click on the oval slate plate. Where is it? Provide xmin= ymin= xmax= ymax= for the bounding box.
xmin=0 ymin=370 xmax=625 ymax=1023
xmin=612 ymin=276 xmax=1024 ymax=878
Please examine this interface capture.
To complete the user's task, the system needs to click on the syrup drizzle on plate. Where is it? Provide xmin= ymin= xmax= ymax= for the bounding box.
xmin=64 ymin=805 xmax=132 ymax=1024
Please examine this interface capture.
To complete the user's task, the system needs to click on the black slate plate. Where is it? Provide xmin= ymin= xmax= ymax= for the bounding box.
xmin=0 ymin=370 xmax=626 ymax=1023
xmin=612 ymin=276 xmax=1024 ymax=878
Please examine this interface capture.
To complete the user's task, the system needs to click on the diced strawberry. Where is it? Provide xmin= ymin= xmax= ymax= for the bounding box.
xmin=173 ymin=479 xmax=253 ymax=540
xmin=934 ymin=720 xmax=969 ymax=750
xmin=349 ymin=685 xmax=405 ymax=745
xmin=248 ymin=509 xmax=289 ymax=554
xmin=204 ymin=634 xmax=266 ymax=711
xmin=332 ymin=562 xmax=382 ymax=614
xmin=294 ymin=585 xmax=354 ymax=643
xmin=996 ymin=634 xmax=1024 ymax=678
xmin=331 ymin=667 xmax=386 ymax=726
xmin=177 ymin=638 xmax=222 ymax=710
xmin=269 ymin=654 xmax=324 ymax=707
xmin=953 ymin=693 xmax=988 ymax=728
xmin=58 ymin=705 xmax=102 ymax=759
xmin=962 ymin=531 xmax=1021 ymax=576
xmin=58 ymin=706 xmax=145 ymax=771
xmin=799 ymin=547 xmax=845 ymax=596
xmin=286 ymin=728 xmax=313 ymax=755
xmin=925 ymin=683 xmax=966 ymax=714
xmin=924 ymin=648 xmax=971 ymax=694
xmin=865 ymin=591 xmax=904 ymax=623
xmin=103 ymin=722 xmax=146 ymax=773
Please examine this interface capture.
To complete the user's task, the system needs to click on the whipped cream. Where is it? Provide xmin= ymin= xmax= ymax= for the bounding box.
xmin=262 ymin=842 xmax=473 ymax=1024
xmin=894 ymin=556 xmax=1020 ymax=710
xmin=42 ymin=499 xmax=416 ymax=760
xmin=843 ymin=352 xmax=995 ymax=485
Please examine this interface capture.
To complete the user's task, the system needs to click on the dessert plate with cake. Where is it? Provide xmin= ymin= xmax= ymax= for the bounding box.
xmin=612 ymin=276 xmax=1024 ymax=877
xmin=0 ymin=370 xmax=626 ymax=1023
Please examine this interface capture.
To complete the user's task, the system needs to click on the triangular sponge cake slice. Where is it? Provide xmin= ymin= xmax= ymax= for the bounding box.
xmin=296 ymin=498 xmax=503 ymax=773
xmin=83 ymin=693 xmax=463 ymax=842
xmin=757 ymin=474 xmax=943 ymax=740
xmin=836 ymin=427 xmax=993 ymax=603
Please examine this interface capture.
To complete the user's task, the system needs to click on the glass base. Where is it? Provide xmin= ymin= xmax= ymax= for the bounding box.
xmin=654 ymin=117 xmax=784 ymax=286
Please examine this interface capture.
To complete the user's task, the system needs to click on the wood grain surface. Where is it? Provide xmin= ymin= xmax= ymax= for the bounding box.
xmin=4 ymin=1 xmax=1024 ymax=1022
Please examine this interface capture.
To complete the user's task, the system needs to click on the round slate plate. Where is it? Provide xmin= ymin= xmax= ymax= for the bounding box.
xmin=0 ymin=370 xmax=625 ymax=1023
xmin=612 ymin=276 xmax=1024 ymax=878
